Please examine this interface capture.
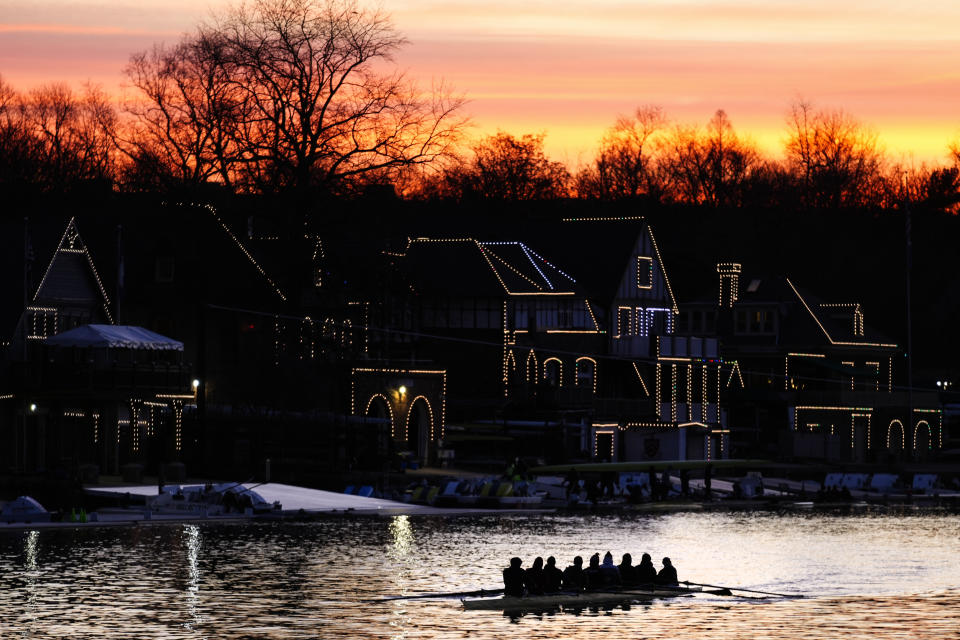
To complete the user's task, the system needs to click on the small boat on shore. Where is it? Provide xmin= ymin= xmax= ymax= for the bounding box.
xmin=1 ymin=496 xmax=52 ymax=524
xmin=462 ymin=585 xmax=701 ymax=611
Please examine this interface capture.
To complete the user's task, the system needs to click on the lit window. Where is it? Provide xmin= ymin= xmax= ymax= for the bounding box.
xmin=637 ymin=256 xmax=653 ymax=289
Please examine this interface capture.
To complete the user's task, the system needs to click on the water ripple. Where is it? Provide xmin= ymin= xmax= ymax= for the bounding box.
xmin=0 ymin=511 xmax=958 ymax=638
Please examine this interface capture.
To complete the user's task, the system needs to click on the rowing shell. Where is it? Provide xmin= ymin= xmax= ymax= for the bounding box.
xmin=462 ymin=586 xmax=701 ymax=611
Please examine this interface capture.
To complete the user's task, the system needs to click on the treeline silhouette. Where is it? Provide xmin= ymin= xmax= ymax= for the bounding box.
xmin=1 ymin=0 xmax=959 ymax=214
xmin=417 ymin=107 xmax=960 ymax=214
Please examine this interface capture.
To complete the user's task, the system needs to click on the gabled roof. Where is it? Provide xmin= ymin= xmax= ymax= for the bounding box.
xmin=32 ymin=218 xmax=113 ymax=322
xmin=785 ymin=278 xmax=897 ymax=349
xmin=478 ymin=242 xmax=577 ymax=292
xmin=398 ymin=238 xmax=580 ymax=297
xmin=688 ymin=273 xmax=897 ymax=349
xmin=44 ymin=324 xmax=183 ymax=350
xmin=201 ymin=204 xmax=288 ymax=302
xmin=548 ymin=216 xmax=678 ymax=311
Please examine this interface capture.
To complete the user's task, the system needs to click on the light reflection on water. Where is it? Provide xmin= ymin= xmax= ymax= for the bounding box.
xmin=0 ymin=509 xmax=958 ymax=639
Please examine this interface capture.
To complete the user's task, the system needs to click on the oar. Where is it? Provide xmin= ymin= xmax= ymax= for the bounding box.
xmin=682 ymin=580 xmax=803 ymax=598
xmin=371 ymin=587 xmax=505 ymax=602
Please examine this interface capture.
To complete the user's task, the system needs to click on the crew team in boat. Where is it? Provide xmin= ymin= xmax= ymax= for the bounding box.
xmin=503 ymin=552 xmax=679 ymax=596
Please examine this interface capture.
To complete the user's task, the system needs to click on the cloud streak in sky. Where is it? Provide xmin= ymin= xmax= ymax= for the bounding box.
xmin=2 ymin=0 xmax=958 ymax=164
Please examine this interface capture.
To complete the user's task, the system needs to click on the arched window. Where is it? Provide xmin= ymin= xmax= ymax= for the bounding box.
xmin=887 ymin=420 xmax=904 ymax=452
xmin=504 ymin=350 xmax=519 ymax=389
xmin=300 ymin=317 xmax=315 ymax=360
xmin=576 ymin=357 xmax=597 ymax=393
xmin=405 ymin=396 xmax=435 ymax=456
xmin=322 ymin=318 xmax=336 ymax=340
xmin=365 ymin=394 xmax=395 ymax=437
xmin=525 ymin=350 xmax=538 ymax=382
xmin=914 ymin=420 xmax=931 ymax=451
xmin=543 ymin=358 xmax=563 ymax=386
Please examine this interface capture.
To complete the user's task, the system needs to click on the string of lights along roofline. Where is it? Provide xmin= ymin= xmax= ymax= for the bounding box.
xmin=202 ymin=300 xmax=938 ymax=394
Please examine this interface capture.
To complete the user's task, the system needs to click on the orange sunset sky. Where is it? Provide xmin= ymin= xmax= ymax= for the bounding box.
xmin=2 ymin=0 xmax=959 ymax=166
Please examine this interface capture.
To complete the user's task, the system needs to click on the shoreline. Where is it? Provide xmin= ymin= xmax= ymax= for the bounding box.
xmin=2 ymin=496 xmax=957 ymax=532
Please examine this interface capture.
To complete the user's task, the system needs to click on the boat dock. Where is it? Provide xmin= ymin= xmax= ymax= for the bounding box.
xmin=0 ymin=481 xmax=541 ymax=530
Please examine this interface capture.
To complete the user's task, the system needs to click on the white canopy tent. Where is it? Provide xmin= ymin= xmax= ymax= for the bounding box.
xmin=44 ymin=325 xmax=183 ymax=351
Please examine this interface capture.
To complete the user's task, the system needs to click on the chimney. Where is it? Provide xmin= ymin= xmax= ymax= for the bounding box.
xmin=717 ymin=263 xmax=741 ymax=308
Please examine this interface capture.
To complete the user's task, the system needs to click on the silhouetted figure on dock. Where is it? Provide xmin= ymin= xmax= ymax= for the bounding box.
xmin=543 ymin=556 xmax=563 ymax=592
xmin=525 ymin=556 xmax=545 ymax=595
xmin=562 ymin=556 xmax=585 ymax=592
xmin=503 ymin=557 xmax=525 ymax=597
xmin=656 ymin=557 xmax=678 ymax=586
xmin=636 ymin=552 xmax=657 ymax=584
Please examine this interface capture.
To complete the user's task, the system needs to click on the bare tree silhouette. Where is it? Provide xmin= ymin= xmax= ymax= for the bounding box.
xmin=658 ymin=109 xmax=761 ymax=207
xmin=123 ymin=0 xmax=466 ymax=195
xmin=785 ymin=100 xmax=884 ymax=208
xmin=575 ymin=105 xmax=669 ymax=201
xmin=121 ymin=34 xmax=242 ymax=190
xmin=0 ymin=76 xmax=117 ymax=192
xmin=446 ymin=132 xmax=570 ymax=200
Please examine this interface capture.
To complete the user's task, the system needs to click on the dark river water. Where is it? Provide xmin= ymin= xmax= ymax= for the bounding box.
xmin=2 ymin=508 xmax=959 ymax=639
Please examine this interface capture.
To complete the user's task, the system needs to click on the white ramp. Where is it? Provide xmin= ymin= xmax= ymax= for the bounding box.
xmin=243 ymin=483 xmax=446 ymax=514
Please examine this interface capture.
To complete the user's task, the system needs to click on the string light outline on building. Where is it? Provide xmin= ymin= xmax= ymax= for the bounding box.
xmin=702 ymin=364 xmax=709 ymax=421
xmin=173 ymin=202 xmax=288 ymax=302
xmin=726 ymin=361 xmax=744 ymax=388
xmin=526 ymin=349 xmax=538 ymax=382
xmin=523 ymin=245 xmax=577 ymax=284
xmin=842 ymin=361 xmax=855 ymax=390
xmin=632 ymin=362 xmax=651 ymax=397
xmin=474 ymin=242 xmax=556 ymax=285
xmin=562 ymin=216 xmax=645 ymax=222
xmin=646 ymin=225 xmax=679 ymax=315
xmin=365 ymin=393 xmax=396 ymax=437
xmin=352 ymin=368 xmax=448 ymax=440
xmin=850 ymin=413 xmax=871 ymax=450
xmin=820 ymin=303 xmax=865 ymax=337
xmin=593 ymin=427 xmax=617 ymax=459
xmin=585 ymin=300 xmax=601 ymax=331
xmin=575 ymin=356 xmax=598 ymax=394
xmin=542 ymin=357 xmax=563 ymax=386
xmin=784 ymin=353 xmax=825 ymax=390
xmin=786 ymin=278 xmax=896 ymax=348
xmin=637 ymin=256 xmax=654 ymax=290
xmin=866 ymin=362 xmax=880 ymax=392
xmin=717 ymin=263 xmax=741 ymax=308
xmin=887 ymin=419 xmax=905 ymax=449
xmin=481 ymin=244 xmax=544 ymax=291
xmin=404 ymin=395 xmax=436 ymax=442
xmin=31 ymin=218 xmax=114 ymax=324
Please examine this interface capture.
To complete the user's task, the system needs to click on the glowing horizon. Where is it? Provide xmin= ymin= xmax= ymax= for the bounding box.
xmin=2 ymin=0 xmax=959 ymax=167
